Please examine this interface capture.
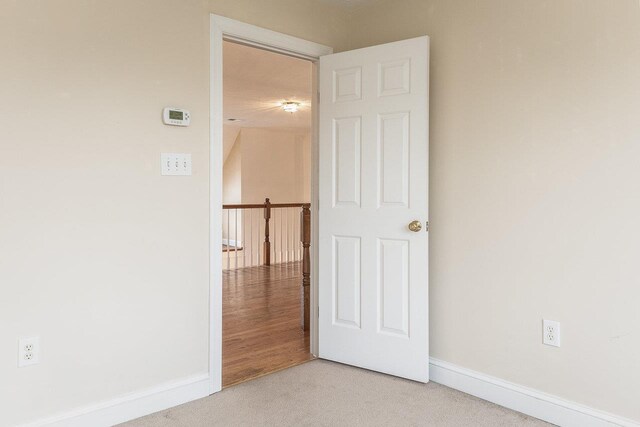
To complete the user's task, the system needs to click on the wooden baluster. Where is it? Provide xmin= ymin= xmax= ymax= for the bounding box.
xmin=263 ymin=198 xmax=271 ymax=266
xmin=301 ymin=204 xmax=311 ymax=331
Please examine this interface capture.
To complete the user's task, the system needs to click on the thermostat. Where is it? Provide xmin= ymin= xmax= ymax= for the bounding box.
xmin=163 ymin=107 xmax=191 ymax=127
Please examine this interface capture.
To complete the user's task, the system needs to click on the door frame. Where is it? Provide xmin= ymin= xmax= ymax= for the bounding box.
xmin=209 ymin=14 xmax=333 ymax=394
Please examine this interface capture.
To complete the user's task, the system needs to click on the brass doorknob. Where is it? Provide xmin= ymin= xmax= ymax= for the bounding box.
xmin=408 ymin=220 xmax=422 ymax=232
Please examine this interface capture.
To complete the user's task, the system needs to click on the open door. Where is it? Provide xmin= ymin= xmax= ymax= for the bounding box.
xmin=318 ymin=37 xmax=430 ymax=382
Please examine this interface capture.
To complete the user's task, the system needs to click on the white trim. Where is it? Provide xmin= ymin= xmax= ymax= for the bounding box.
xmin=20 ymin=374 xmax=210 ymax=427
xmin=309 ymin=60 xmax=320 ymax=356
xmin=209 ymin=14 xmax=332 ymax=393
xmin=212 ymin=15 xmax=332 ymax=60
xmin=209 ymin=15 xmax=224 ymax=395
xmin=429 ymin=358 xmax=638 ymax=427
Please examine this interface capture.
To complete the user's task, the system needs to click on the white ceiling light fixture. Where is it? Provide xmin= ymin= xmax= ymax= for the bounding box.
xmin=281 ymin=101 xmax=301 ymax=113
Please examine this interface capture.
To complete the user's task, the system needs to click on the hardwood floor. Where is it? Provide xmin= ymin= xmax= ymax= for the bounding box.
xmin=223 ymin=261 xmax=313 ymax=387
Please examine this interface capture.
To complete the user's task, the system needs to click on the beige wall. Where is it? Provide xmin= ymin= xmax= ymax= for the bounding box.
xmin=223 ymin=133 xmax=242 ymax=205
xmin=302 ymin=132 xmax=312 ymax=203
xmin=0 ymin=2 xmax=211 ymax=426
xmin=0 ymin=1 xmax=345 ymax=425
xmin=238 ymin=128 xmax=311 ymax=204
xmin=3 ymin=0 xmax=639 ymax=424
xmin=222 ymin=132 xmax=243 ymax=249
xmin=208 ymin=0 xmax=351 ymax=52
xmin=348 ymin=0 xmax=640 ymax=421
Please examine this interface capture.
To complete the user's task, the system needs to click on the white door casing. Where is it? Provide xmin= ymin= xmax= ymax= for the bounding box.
xmin=318 ymin=37 xmax=430 ymax=382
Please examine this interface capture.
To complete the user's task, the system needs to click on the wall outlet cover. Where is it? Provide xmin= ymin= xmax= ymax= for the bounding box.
xmin=543 ymin=319 xmax=561 ymax=347
xmin=18 ymin=336 xmax=40 ymax=367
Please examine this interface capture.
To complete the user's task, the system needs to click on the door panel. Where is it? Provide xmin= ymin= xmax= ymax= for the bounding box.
xmin=333 ymin=117 xmax=362 ymax=207
xmin=319 ymin=37 xmax=430 ymax=382
xmin=378 ymin=238 xmax=410 ymax=337
xmin=378 ymin=112 xmax=410 ymax=207
xmin=333 ymin=236 xmax=361 ymax=328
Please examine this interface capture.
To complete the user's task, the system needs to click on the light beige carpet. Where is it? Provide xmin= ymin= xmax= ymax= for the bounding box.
xmin=122 ymin=360 xmax=551 ymax=426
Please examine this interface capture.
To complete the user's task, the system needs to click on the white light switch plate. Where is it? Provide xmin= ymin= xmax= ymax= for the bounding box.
xmin=161 ymin=153 xmax=192 ymax=176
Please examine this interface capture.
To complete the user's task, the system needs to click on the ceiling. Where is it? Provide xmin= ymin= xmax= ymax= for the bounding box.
xmin=223 ymin=41 xmax=312 ymax=129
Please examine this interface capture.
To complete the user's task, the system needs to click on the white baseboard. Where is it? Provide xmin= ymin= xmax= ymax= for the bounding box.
xmin=16 ymin=360 xmax=638 ymax=427
xmin=429 ymin=358 xmax=638 ymax=427
xmin=20 ymin=374 xmax=210 ymax=427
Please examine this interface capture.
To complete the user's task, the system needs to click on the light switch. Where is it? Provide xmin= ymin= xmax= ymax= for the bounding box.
xmin=161 ymin=153 xmax=192 ymax=176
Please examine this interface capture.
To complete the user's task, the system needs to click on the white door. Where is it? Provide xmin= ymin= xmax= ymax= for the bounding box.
xmin=318 ymin=37 xmax=430 ymax=382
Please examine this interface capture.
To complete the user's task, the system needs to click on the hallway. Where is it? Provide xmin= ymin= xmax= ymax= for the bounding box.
xmin=223 ymin=261 xmax=313 ymax=387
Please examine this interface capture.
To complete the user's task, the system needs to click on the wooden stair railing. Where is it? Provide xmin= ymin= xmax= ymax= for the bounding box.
xmin=264 ymin=198 xmax=271 ymax=265
xmin=222 ymin=198 xmax=311 ymax=331
xmin=301 ymin=204 xmax=311 ymax=331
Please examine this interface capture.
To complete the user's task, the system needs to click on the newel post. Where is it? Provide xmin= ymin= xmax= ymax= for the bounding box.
xmin=301 ymin=204 xmax=311 ymax=331
xmin=263 ymin=198 xmax=271 ymax=266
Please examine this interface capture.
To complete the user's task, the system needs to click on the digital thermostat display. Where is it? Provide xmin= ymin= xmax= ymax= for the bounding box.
xmin=163 ymin=107 xmax=190 ymax=127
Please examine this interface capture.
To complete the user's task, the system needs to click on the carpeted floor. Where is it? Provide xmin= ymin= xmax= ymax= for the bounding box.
xmin=121 ymin=360 xmax=551 ymax=426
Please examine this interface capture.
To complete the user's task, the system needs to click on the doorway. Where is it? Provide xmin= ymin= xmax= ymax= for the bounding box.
xmin=210 ymin=15 xmax=430 ymax=395
xmin=221 ymin=40 xmax=314 ymax=387
xmin=209 ymin=15 xmax=332 ymax=394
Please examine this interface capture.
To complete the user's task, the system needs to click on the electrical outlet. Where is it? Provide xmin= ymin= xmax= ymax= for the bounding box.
xmin=543 ymin=320 xmax=561 ymax=347
xmin=18 ymin=337 xmax=40 ymax=367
